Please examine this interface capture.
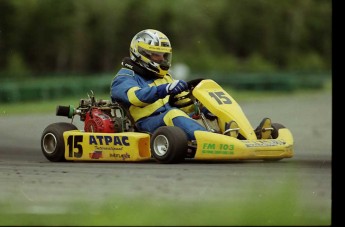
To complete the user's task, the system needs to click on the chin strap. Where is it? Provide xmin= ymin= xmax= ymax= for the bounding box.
xmin=121 ymin=57 xmax=158 ymax=79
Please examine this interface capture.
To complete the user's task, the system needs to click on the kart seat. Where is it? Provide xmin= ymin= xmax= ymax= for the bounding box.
xmin=114 ymin=101 xmax=139 ymax=132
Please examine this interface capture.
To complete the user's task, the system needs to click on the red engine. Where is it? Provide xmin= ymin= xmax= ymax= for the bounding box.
xmin=56 ymin=94 xmax=130 ymax=133
xmin=84 ymin=108 xmax=115 ymax=133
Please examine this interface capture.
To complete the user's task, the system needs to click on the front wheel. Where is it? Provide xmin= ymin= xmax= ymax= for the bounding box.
xmin=271 ymin=123 xmax=286 ymax=139
xmin=150 ymin=126 xmax=188 ymax=164
xmin=264 ymin=123 xmax=287 ymax=162
xmin=41 ymin=122 xmax=78 ymax=162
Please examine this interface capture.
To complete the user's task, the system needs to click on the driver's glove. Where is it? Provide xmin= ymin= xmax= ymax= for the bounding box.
xmin=157 ymin=80 xmax=188 ymax=98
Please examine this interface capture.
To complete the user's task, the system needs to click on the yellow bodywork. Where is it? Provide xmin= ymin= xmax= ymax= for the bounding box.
xmin=194 ymin=129 xmax=293 ymax=160
xmin=191 ymin=79 xmax=294 ymax=160
xmin=63 ymin=131 xmax=151 ymax=161
xmin=61 ymin=79 xmax=294 ymax=162
xmin=193 ymin=79 xmax=257 ymax=139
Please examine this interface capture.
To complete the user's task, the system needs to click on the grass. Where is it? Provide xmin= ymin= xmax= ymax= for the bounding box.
xmin=0 ymin=184 xmax=331 ymax=226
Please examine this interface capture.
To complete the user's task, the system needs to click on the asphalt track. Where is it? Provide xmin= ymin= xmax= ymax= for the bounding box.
xmin=0 ymin=90 xmax=332 ymax=225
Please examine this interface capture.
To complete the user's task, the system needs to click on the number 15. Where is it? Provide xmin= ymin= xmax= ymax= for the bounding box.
xmin=209 ymin=91 xmax=232 ymax=105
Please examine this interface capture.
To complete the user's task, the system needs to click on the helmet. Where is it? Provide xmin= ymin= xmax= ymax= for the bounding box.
xmin=130 ymin=29 xmax=172 ymax=77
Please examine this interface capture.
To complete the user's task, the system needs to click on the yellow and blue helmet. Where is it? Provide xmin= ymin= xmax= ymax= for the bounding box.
xmin=130 ymin=29 xmax=172 ymax=77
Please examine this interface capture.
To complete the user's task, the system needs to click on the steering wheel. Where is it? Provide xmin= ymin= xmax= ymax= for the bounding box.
xmin=168 ymin=78 xmax=204 ymax=108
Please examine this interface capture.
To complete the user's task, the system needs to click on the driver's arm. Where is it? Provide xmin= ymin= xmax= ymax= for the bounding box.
xmin=111 ymin=71 xmax=188 ymax=108
xmin=111 ymin=75 xmax=162 ymax=107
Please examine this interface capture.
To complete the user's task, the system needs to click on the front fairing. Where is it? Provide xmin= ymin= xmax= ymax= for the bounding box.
xmin=192 ymin=79 xmax=257 ymax=140
xmin=194 ymin=130 xmax=294 ymax=160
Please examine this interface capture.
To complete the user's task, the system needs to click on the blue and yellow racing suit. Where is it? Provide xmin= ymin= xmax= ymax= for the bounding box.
xmin=110 ymin=66 xmax=206 ymax=140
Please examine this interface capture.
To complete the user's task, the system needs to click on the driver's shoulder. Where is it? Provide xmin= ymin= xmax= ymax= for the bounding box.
xmin=117 ymin=68 xmax=135 ymax=77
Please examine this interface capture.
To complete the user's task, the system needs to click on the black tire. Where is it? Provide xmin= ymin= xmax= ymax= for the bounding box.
xmin=150 ymin=126 xmax=188 ymax=164
xmin=41 ymin=122 xmax=78 ymax=162
xmin=263 ymin=123 xmax=286 ymax=162
xmin=271 ymin=123 xmax=286 ymax=139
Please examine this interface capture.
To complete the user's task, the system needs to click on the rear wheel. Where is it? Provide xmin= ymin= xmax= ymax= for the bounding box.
xmin=41 ymin=122 xmax=78 ymax=162
xmin=150 ymin=126 xmax=188 ymax=164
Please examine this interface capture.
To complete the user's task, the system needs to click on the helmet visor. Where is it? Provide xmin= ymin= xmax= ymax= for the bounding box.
xmin=138 ymin=46 xmax=172 ymax=66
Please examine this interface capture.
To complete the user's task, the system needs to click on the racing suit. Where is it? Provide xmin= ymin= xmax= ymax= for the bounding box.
xmin=110 ymin=58 xmax=206 ymax=140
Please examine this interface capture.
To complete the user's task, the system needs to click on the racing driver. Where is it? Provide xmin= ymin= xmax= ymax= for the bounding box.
xmin=110 ymin=29 xmax=207 ymax=140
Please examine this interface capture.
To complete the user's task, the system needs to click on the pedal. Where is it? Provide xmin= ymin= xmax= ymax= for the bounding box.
xmin=223 ymin=120 xmax=240 ymax=138
xmin=255 ymin=118 xmax=273 ymax=139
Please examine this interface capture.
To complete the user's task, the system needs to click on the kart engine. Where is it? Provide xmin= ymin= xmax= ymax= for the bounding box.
xmin=56 ymin=92 xmax=133 ymax=133
xmin=83 ymin=107 xmax=115 ymax=133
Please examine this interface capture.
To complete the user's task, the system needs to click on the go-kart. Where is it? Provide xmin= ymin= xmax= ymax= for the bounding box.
xmin=41 ymin=79 xmax=294 ymax=164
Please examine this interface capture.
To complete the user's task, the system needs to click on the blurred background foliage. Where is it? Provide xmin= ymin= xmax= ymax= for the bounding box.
xmin=0 ymin=0 xmax=331 ymax=75
xmin=0 ymin=0 xmax=332 ymax=102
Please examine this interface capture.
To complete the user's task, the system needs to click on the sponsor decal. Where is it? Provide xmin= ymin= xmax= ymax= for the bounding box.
xmin=110 ymin=152 xmax=131 ymax=161
xmin=149 ymin=46 xmax=168 ymax=51
xmin=242 ymin=139 xmax=286 ymax=147
xmin=67 ymin=135 xmax=131 ymax=159
xmin=201 ymin=143 xmax=234 ymax=155
xmin=94 ymin=146 xmax=123 ymax=151
xmin=124 ymin=63 xmax=133 ymax=69
xmin=89 ymin=135 xmax=130 ymax=146
xmin=89 ymin=151 xmax=103 ymax=159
